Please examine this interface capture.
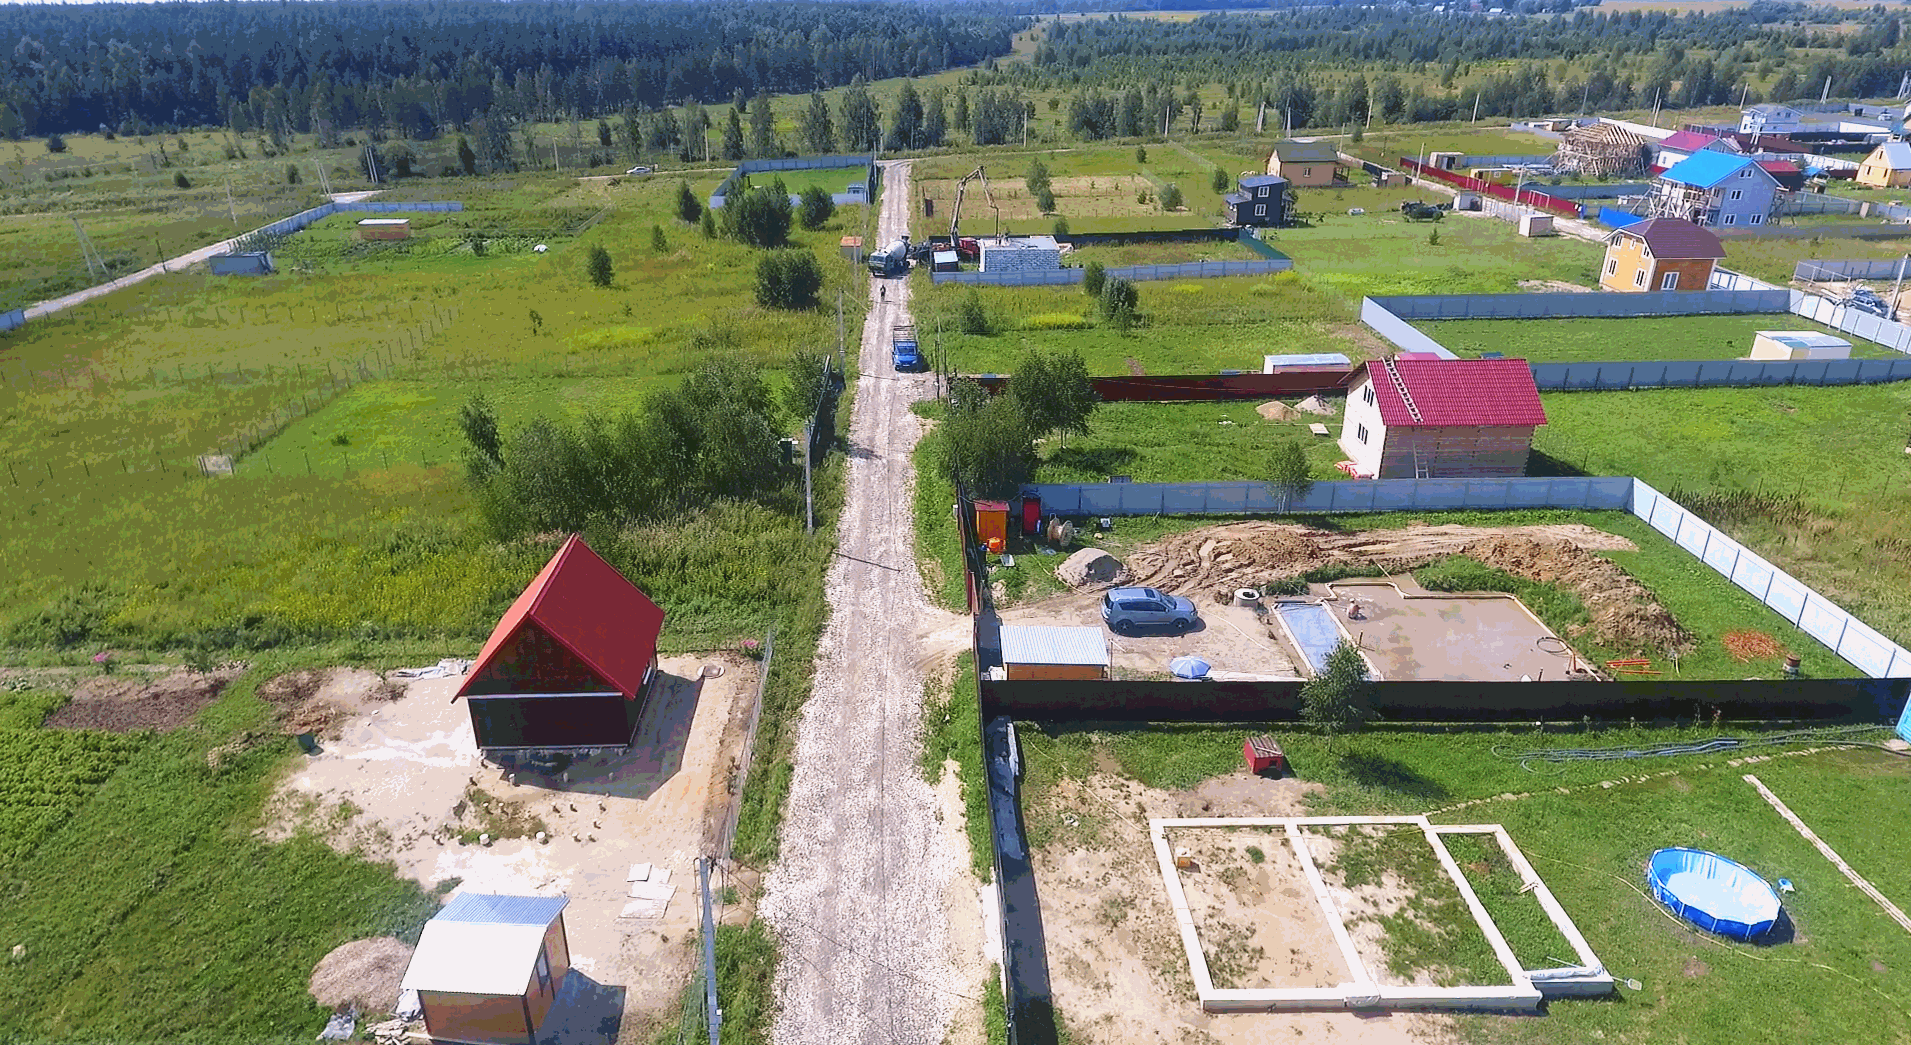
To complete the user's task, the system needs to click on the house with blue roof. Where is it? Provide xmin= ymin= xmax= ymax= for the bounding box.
xmin=1646 ymin=151 xmax=1785 ymax=230
xmin=1225 ymin=174 xmax=1292 ymax=227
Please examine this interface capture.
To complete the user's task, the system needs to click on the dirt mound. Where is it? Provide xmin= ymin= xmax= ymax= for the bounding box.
xmin=1118 ymin=521 xmax=1687 ymax=655
xmin=1057 ymin=547 xmax=1129 ymax=589
xmin=1723 ymin=630 xmax=1786 ymax=662
xmin=1256 ymin=400 xmax=1299 ymax=421
xmin=310 ymin=937 xmax=414 ymax=1016
xmin=45 ymin=666 xmax=244 ymax=732
xmin=262 ymin=668 xmax=406 ymax=739
xmin=1294 ymin=395 xmax=1337 ymax=416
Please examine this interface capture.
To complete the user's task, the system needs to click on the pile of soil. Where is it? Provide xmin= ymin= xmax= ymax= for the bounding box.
xmin=1057 ymin=547 xmax=1129 ymax=589
xmin=44 ymin=666 xmax=244 ymax=732
xmin=1293 ymin=395 xmax=1337 ymax=417
xmin=1722 ymin=630 xmax=1787 ymax=662
xmin=261 ymin=668 xmax=406 ymax=739
xmin=1256 ymin=400 xmax=1299 ymax=421
xmin=309 ymin=937 xmax=414 ymax=1015
xmin=1121 ymin=521 xmax=1692 ymax=656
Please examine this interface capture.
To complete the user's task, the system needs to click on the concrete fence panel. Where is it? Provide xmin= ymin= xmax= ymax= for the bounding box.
xmin=1359 ymin=298 xmax=1457 ymax=357
xmin=1794 ymin=259 xmax=1911 ymax=281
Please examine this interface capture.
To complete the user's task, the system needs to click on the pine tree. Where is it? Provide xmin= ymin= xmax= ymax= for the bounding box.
xmin=722 ymin=108 xmax=746 ymax=160
xmin=802 ymin=92 xmax=835 ymax=154
xmin=749 ymin=92 xmax=778 ymax=157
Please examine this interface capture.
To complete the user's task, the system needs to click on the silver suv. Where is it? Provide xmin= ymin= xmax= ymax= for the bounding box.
xmin=1101 ymin=587 xmax=1198 ymax=634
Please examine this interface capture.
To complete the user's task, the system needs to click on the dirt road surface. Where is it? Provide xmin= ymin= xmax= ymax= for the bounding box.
xmin=758 ymin=160 xmax=975 ymax=1045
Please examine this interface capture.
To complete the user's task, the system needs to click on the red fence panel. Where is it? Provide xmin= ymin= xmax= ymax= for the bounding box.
xmin=1398 ymin=158 xmax=1581 ymax=219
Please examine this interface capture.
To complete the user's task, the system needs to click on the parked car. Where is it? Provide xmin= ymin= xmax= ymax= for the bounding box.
xmin=625 ymin=165 xmax=654 ymax=176
xmin=1101 ymin=587 xmax=1199 ymax=634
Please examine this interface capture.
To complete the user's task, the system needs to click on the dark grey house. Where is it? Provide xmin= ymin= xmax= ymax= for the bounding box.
xmin=1225 ymin=174 xmax=1291 ymax=227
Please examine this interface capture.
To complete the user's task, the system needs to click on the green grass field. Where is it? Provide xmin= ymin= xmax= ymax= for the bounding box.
xmin=743 ymin=165 xmax=869 ymax=198
xmin=1014 ymin=723 xmax=1911 ymax=1045
xmin=1419 ymin=314 xmax=1895 ymax=362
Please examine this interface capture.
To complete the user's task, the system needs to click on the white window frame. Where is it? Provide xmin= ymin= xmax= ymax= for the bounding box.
xmin=1633 ymin=268 xmax=1645 ymax=287
xmin=1302 ymin=166 xmax=1313 ymax=178
xmin=1356 ymin=423 xmax=1369 ymax=444
xmin=1660 ymin=271 xmax=1679 ymax=291
xmin=1606 ymin=257 xmax=1618 ymax=275
xmin=1750 ymin=213 xmax=1764 ymax=225
xmin=1254 ymin=204 xmax=1266 ymax=217
xmin=1722 ymin=213 xmax=1736 ymax=225
xmin=1729 ymin=188 xmax=1744 ymax=201
xmin=1739 ymin=167 xmax=1752 ymax=178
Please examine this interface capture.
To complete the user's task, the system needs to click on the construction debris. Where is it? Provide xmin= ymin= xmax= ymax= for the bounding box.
xmin=1553 ymin=121 xmax=1652 ymax=180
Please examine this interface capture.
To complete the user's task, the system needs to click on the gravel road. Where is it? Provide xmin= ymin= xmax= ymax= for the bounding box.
xmin=758 ymin=160 xmax=964 ymax=1045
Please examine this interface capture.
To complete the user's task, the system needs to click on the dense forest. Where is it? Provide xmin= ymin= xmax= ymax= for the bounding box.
xmin=1012 ymin=3 xmax=1911 ymax=132
xmin=0 ymin=0 xmax=1022 ymax=140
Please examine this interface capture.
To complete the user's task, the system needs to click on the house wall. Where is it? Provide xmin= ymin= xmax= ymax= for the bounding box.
xmin=1711 ymin=169 xmax=1778 ymax=228
xmin=1369 ymin=425 xmax=1537 ymax=479
xmin=522 ymin=916 xmax=572 ymax=1029
xmin=1004 ymin=662 xmax=1107 ymax=682
xmin=1856 ymin=156 xmax=1911 ymax=189
xmin=1337 ymin=374 xmax=1389 ymax=477
xmin=1270 ymin=158 xmax=1336 ymax=186
xmin=418 ymin=991 xmax=534 ymax=1045
xmin=466 ymin=693 xmax=644 ymax=750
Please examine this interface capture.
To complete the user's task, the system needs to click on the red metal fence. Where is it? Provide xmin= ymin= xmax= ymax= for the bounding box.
xmin=1399 ymin=158 xmax=1583 ymax=219
xmin=970 ymin=369 xmax=1353 ymax=402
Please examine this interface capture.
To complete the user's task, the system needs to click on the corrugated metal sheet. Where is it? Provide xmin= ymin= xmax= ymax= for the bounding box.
xmin=437 ymin=892 xmax=570 ymax=926
xmin=400 ymin=920 xmax=548 ymax=995
xmin=1000 ymin=625 xmax=1109 ymax=667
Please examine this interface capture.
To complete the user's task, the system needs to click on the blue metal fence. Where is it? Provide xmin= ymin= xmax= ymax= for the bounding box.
xmin=708 ymin=154 xmax=876 ymax=210
xmin=1372 ymin=289 xmax=1791 ymax=320
xmin=0 ymin=308 xmax=24 ymax=332
xmin=1532 ymin=357 xmax=1911 ymax=390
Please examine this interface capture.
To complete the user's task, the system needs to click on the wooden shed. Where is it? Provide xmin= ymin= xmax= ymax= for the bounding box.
xmin=455 ymin=534 xmax=665 ymax=755
xmin=1000 ymin=625 xmax=1109 ymax=681
xmin=358 ymin=217 xmax=411 ymax=240
xmin=400 ymin=893 xmax=571 ymax=1045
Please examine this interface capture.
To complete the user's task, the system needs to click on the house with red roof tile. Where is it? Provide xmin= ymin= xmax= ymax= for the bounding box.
xmin=456 ymin=534 xmax=666 ymax=754
xmin=1339 ymin=358 xmax=1547 ymax=479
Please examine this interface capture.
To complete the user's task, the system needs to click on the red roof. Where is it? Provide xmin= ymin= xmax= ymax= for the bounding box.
xmin=1756 ymin=159 xmax=1800 ymax=175
xmin=1658 ymin=130 xmax=1733 ymax=153
xmin=1356 ymin=358 xmax=1547 ymax=428
xmin=458 ymin=535 xmax=666 ymax=702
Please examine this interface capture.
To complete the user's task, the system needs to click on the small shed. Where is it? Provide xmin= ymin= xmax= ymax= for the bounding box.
xmin=974 ymin=500 xmax=1010 ymax=551
xmin=840 ymin=236 xmax=863 ymax=264
xmin=1518 ymin=214 xmax=1554 ymax=238
xmin=1264 ymin=352 xmax=1351 ymax=374
xmin=358 ymin=218 xmax=411 ymax=240
xmin=209 ymin=251 xmax=274 ymax=276
xmin=932 ymin=249 xmax=960 ymax=272
xmin=1749 ymin=331 xmax=1852 ymax=361
xmin=999 ymin=625 xmax=1110 ymax=681
xmin=979 ymin=235 xmax=1060 ymax=274
xmin=401 ymin=893 xmax=571 ymax=1045
xmin=456 ymin=534 xmax=666 ymax=754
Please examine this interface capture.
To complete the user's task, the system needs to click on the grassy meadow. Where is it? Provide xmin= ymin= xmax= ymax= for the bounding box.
xmin=1420 ymin=314 xmax=1894 ymax=362
xmin=1012 ymin=722 xmax=1911 ymax=1045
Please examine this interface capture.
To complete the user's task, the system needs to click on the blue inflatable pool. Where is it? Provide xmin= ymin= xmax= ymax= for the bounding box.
xmin=1647 ymin=848 xmax=1783 ymax=940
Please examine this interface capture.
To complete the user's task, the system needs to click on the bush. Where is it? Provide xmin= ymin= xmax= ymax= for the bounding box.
xmin=700 ymin=209 xmax=717 ymax=238
xmin=1082 ymin=260 xmax=1106 ymax=297
xmin=1159 ymin=183 xmax=1184 ymax=211
xmin=1035 ymin=187 xmax=1056 ymax=213
xmin=285 ymin=163 xmax=301 ymax=184
xmin=798 ymin=185 xmax=835 ymax=230
xmin=586 ymin=245 xmax=613 ymax=287
xmin=172 ymin=172 xmax=190 ymax=189
xmin=957 ymin=289 xmax=992 ymax=335
xmin=1052 ymin=215 xmax=1069 ymax=238
xmin=1020 ymin=312 xmax=1091 ymax=331
xmin=651 ymin=224 xmax=668 ymax=253
xmin=1211 ymin=167 xmax=1230 ymax=194
xmin=1099 ymin=277 xmax=1139 ymax=330
xmin=724 ymin=180 xmax=794 ymax=248
xmin=1135 ymin=145 xmax=1147 ymax=163
xmin=676 ymin=180 xmax=703 ymax=223
xmin=44 ymin=133 xmax=66 ymax=153
xmin=755 ymin=249 xmax=824 ymax=309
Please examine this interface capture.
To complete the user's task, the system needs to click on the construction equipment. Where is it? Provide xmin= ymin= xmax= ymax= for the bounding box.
xmin=866 ymin=234 xmax=912 ymax=277
xmin=891 ymin=323 xmax=920 ymax=371
xmin=949 ymin=165 xmax=1002 ymax=260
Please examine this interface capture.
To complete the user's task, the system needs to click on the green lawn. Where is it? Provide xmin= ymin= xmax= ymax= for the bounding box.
xmin=1015 ymin=725 xmax=1911 ymax=1045
xmin=1721 ymin=231 xmax=1911 ymax=285
xmin=1419 ymin=314 xmax=1897 ymax=362
xmin=743 ymin=165 xmax=869 ymax=198
xmin=1064 ymin=237 xmax=1265 ymax=267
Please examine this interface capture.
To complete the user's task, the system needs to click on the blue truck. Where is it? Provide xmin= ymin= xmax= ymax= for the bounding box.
xmin=891 ymin=323 xmax=919 ymax=371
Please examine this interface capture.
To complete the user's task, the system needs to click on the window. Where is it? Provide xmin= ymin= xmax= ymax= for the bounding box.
xmin=1356 ymin=423 xmax=1369 ymax=444
xmin=1660 ymin=271 xmax=1679 ymax=291
xmin=1254 ymin=204 xmax=1266 ymax=216
xmin=1362 ymin=384 xmax=1376 ymax=405
xmin=1258 ymin=187 xmax=1268 ymax=197
xmin=1633 ymin=268 xmax=1645 ymax=287
xmin=1302 ymin=166 xmax=1313 ymax=178
xmin=1739 ymin=168 xmax=1752 ymax=178
xmin=535 ymin=950 xmax=553 ymax=995
xmin=1750 ymin=213 xmax=1764 ymax=225
xmin=1606 ymin=257 xmax=1618 ymax=275
xmin=1729 ymin=188 xmax=1743 ymax=201
xmin=1722 ymin=213 xmax=1736 ymax=225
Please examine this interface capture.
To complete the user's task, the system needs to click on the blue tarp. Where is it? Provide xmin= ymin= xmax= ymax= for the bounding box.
xmin=1598 ymin=206 xmax=1647 ymax=228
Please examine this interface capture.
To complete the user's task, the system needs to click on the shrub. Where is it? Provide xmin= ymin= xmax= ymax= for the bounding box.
xmin=1020 ymin=312 xmax=1091 ymax=331
xmin=1135 ymin=145 xmax=1147 ymax=163
xmin=798 ymin=185 xmax=835 ymax=230
xmin=1082 ymin=260 xmax=1106 ymax=297
xmin=677 ymin=180 xmax=703 ymax=223
xmin=700 ymin=209 xmax=717 ymax=238
xmin=1052 ymin=215 xmax=1070 ymax=238
xmin=44 ymin=133 xmax=66 ymax=153
xmin=1099 ymin=277 xmax=1139 ymax=330
xmin=173 ymin=172 xmax=191 ymax=189
xmin=755 ymin=249 xmax=824 ymax=309
xmin=1035 ymin=187 xmax=1056 ymax=213
xmin=651 ymin=224 xmax=668 ymax=253
xmin=1159 ymin=183 xmax=1184 ymax=211
xmin=1211 ymin=167 xmax=1230 ymax=194
xmin=724 ymin=179 xmax=793 ymax=248
xmin=285 ymin=163 xmax=301 ymax=184
xmin=957 ymin=289 xmax=992 ymax=335
xmin=587 ymin=246 xmax=613 ymax=287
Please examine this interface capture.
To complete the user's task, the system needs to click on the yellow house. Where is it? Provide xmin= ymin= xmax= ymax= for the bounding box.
xmin=1856 ymin=141 xmax=1911 ymax=189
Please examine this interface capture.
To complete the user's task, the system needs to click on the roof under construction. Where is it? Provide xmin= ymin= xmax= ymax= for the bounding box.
xmin=1554 ymin=121 xmax=1652 ymax=179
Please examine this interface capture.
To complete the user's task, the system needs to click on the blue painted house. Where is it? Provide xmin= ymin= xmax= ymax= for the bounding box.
xmin=1647 ymin=151 xmax=1785 ymax=230
xmin=1225 ymin=174 xmax=1292 ymax=227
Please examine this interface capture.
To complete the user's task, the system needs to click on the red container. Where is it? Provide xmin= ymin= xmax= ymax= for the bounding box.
xmin=1244 ymin=735 xmax=1287 ymax=776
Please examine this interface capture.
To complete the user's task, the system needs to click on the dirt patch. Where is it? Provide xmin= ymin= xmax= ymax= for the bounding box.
xmin=260 ymin=668 xmax=406 ymax=739
xmin=310 ymin=937 xmax=414 ymax=1015
xmin=1256 ymin=401 xmax=1299 ymax=422
xmin=1110 ymin=522 xmax=1687 ymax=657
xmin=1030 ymin=770 xmax=1446 ymax=1044
xmin=1682 ymin=955 xmax=1711 ymax=978
xmin=1332 ymin=323 xmax=1394 ymax=360
xmin=1174 ymin=827 xmax=1350 ymax=989
xmin=1127 ymin=357 xmax=1147 ymax=376
xmin=44 ymin=665 xmax=244 ymax=732
xmin=1722 ymin=630 xmax=1787 ymax=662
xmin=1517 ymin=279 xmax=1593 ymax=293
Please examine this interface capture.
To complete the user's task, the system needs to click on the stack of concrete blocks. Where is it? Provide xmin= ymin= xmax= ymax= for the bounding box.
xmin=979 ymin=235 xmax=1062 ymax=274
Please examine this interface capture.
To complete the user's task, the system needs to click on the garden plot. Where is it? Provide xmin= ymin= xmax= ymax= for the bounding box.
xmin=1153 ymin=816 xmax=1611 ymax=1013
xmin=262 ymin=653 xmax=756 ymax=1025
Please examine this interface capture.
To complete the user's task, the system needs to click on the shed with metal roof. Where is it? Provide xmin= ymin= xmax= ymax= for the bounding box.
xmin=999 ymin=625 xmax=1110 ymax=681
xmin=456 ymin=534 xmax=666 ymax=755
xmin=400 ymin=893 xmax=572 ymax=1045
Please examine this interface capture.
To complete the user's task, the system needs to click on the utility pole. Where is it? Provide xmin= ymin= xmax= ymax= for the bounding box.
xmin=802 ymin=418 xmax=814 ymax=534
xmin=225 ymin=177 xmax=238 ymax=227
xmin=1472 ymin=92 xmax=1481 ymax=124
xmin=698 ymin=858 xmax=721 ymax=1045
xmin=836 ymin=289 xmax=845 ymax=375
xmin=1892 ymin=253 xmax=1909 ymax=320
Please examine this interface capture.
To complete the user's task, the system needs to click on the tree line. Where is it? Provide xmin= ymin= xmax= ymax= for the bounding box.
xmin=0 ymin=0 xmax=1021 ymax=140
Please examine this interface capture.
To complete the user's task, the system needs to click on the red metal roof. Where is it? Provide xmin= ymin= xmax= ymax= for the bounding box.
xmin=1356 ymin=358 xmax=1548 ymax=428
xmin=458 ymin=535 xmax=666 ymax=702
xmin=1658 ymin=130 xmax=1733 ymax=153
